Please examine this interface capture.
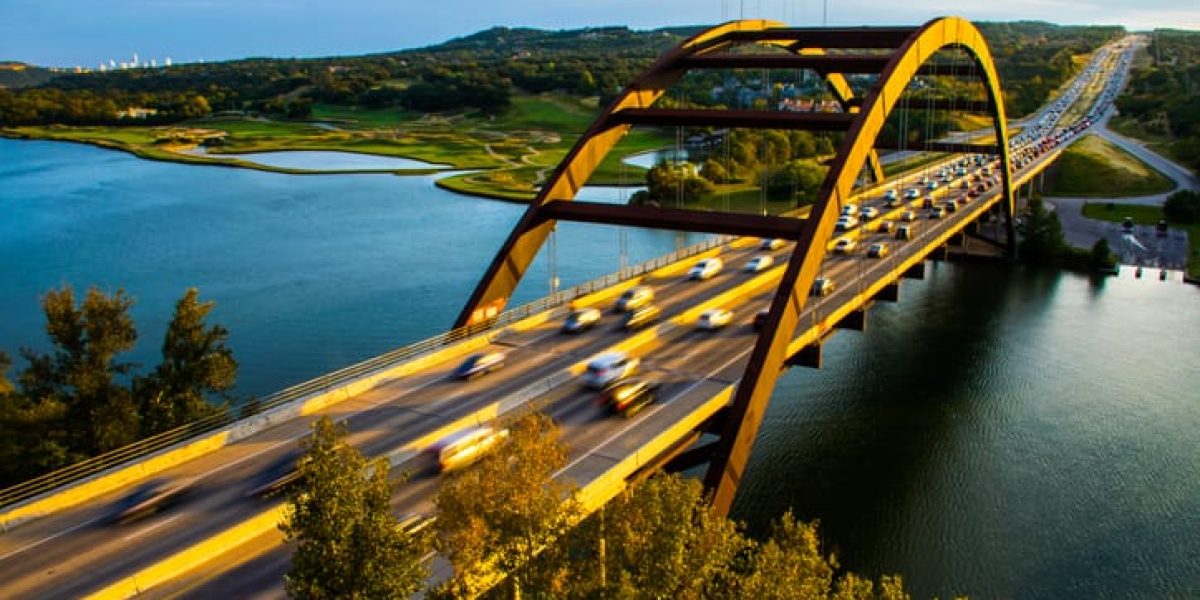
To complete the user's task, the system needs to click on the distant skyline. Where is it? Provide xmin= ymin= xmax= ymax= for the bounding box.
xmin=2 ymin=0 xmax=1197 ymax=67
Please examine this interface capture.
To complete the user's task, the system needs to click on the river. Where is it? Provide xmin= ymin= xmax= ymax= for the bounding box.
xmin=1 ymin=138 xmax=1197 ymax=598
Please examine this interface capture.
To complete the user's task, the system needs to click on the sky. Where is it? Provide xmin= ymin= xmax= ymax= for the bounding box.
xmin=2 ymin=0 xmax=1197 ymax=67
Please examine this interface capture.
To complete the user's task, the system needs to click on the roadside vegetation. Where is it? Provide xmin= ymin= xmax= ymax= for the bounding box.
xmin=1109 ymin=30 xmax=1200 ymax=175
xmin=1019 ymin=197 xmax=1117 ymax=273
xmin=283 ymin=413 xmax=919 ymax=599
xmin=0 ymin=288 xmax=237 ymax=487
xmin=1044 ymin=133 xmax=1174 ymax=197
xmin=1081 ymin=190 xmax=1200 ymax=276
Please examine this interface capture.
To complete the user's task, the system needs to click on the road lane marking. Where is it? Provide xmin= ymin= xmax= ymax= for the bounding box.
xmin=0 ymin=516 xmax=101 ymax=562
xmin=122 ymin=514 xmax=184 ymax=542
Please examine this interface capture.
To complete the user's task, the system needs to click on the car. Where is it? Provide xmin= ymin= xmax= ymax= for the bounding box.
xmin=615 ymin=285 xmax=654 ymax=312
xmin=922 ymin=197 xmax=935 ymax=209
xmin=967 ymin=188 xmax=981 ymax=199
xmin=245 ymin=452 xmax=303 ymax=497
xmin=901 ymin=210 xmax=917 ymax=222
xmin=885 ymin=196 xmax=904 ymax=208
xmin=623 ymin=305 xmax=661 ymax=330
xmin=600 ymin=379 xmax=658 ymax=417
xmin=896 ymin=225 xmax=913 ymax=240
xmin=930 ymin=206 xmax=946 ymax=219
xmin=811 ymin=277 xmax=835 ymax=297
xmin=841 ymin=203 xmax=858 ymax=216
xmin=876 ymin=220 xmax=896 ymax=233
xmin=688 ymin=257 xmax=723 ymax=280
xmin=744 ymin=254 xmax=775 ymax=272
xmin=697 ymin=308 xmax=734 ymax=330
xmin=833 ymin=237 xmax=857 ymax=254
xmin=760 ymin=238 xmax=786 ymax=251
xmin=110 ymin=478 xmax=195 ymax=524
xmin=582 ymin=351 xmax=640 ymax=389
xmin=835 ymin=215 xmax=859 ymax=231
xmin=926 ymin=180 xmax=939 ymax=190
xmin=904 ymin=188 xmax=920 ymax=200
xmin=562 ymin=307 xmax=602 ymax=333
xmin=753 ymin=308 xmax=770 ymax=330
xmin=884 ymin=189 xmax=898 ymax=201
xmin=859 ymin=207 xmax=879 ymax=220
xmin=867 ymin=242 xmax=890 ymax=258
xmin=944 ymin=199 xmax=958 ymax=213
xmin=436 ymin=426 xmax=509 ymax=473
xmin=454 ymin=351 xmax=505 ymax=380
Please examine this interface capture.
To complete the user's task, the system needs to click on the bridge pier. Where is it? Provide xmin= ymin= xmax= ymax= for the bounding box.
xmin=788 ymin=343 xmax=823 ymax=369
xmin=876 ymin=282 xmax=900 ymax=303
xmin=835 ymin=308 xmax=868 ymax=332
xmin=903 ymin=261 xmax=926 ymax=279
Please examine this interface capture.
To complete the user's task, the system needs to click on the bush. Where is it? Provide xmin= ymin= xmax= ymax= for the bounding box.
xmin=1163 ymin=190 xmax=1200 ymax=224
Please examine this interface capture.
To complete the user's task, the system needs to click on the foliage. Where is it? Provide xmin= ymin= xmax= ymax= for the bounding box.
xmin=282 ymin=417 xmax=430 ymax=599
xmin=764 ymin=159 xmax=828 ymax=203
xmin=135 ymin=288 xmax=235 ymax=433
xmin=1113 ymin=30 xmax=1200 ymax=174
xmin=1018 ymin=197 xmax=1067 ymax=266
xmin=433 ymin=412 xmax=578 ymax=598
xmin=1163 ymin=190 xmax=1200 ymax=224
xmin=0 ymin=286 xmax=237 ymax=488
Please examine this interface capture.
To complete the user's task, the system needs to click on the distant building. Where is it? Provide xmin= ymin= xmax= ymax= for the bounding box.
xmin=117 ymin=107 xmax=159 ymax=119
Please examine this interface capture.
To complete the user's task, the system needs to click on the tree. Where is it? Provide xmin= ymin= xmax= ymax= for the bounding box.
xmin=1089 ymin=237 xmax=1116 ymax=271
xmin=1018 ymin=197 xmax=1067 ymax=266
xmin=282 ymin=417 xmax=430 ymax=599
xmin=434 ymin=412 xmax=578 ymax=598
xmin=1163 ymin=189 xmax=1200 ymax=224
xmin=19 ymin=286 xmax=140 ymax=455
xmin=137 ymin=288 xmax=235 ymax=434
xmin=734 ymin=511 xmax=836 ymax=599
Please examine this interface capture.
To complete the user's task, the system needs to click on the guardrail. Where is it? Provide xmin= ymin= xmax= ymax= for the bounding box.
xmin=0 ymin=234 xmax=732 ymax=510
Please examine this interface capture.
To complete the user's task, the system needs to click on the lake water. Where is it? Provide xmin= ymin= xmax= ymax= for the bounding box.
xmin=2 ymin=138 xmax=1198 ymax=598
xmin=189 ymin=148 xmax=451 ymax=171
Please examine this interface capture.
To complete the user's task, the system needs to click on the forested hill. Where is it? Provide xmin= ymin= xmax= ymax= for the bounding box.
xmin=0 ymin=22 xmax=1122 ymax=126
xmin=0 ymin=62 xmax=57 ymax=89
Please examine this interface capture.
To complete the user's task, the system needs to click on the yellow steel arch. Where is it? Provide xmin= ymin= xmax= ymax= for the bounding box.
xmin=704 ymin=16 xmax=1016 ymax=514
xmin=454 ymin=19 xmax=881 ymax=327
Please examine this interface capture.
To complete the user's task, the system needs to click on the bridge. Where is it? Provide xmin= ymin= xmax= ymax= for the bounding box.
xmin=0 ymin=17 xmax=1135 ymax=599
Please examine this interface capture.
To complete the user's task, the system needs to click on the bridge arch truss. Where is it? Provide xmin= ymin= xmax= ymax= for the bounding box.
xmin=457 ymin=16 xmax=1017 ymax=514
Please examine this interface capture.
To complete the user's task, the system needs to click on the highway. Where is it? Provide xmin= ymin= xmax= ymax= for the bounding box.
xmin=0 ymin=35 xmax=1136 ymax=600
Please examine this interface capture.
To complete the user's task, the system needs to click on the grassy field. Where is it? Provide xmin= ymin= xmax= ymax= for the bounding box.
xmin=1045 ymin=134 xmax=1174 ymax=197
xmin=1081 ymin=202 xmax=1199 ymax=276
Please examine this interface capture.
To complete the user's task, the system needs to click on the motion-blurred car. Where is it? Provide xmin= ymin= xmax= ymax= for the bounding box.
xmin=688 ymin=257 xmax=723 ymax=280
xmin=582 ymin=351 xmax=640 ymax=389
xmin=562 ymin=307 xmax=602 ymax=333
xmin=600 ymin=379 xmax=659 ymax=417
xmin=867 ymin=242 xmax=890 ymax=258
xmin=110 ymin=478 xmax=195 ymax=524
xmin=833 ymin=237 xmax=857 ymax=254
xmin=744 ymin=254 xmax=774 ymax=272
xmin=697 ymin=308 xmax=734 ymax=330
xmin=623 ymin=305 xmax=661 ymax=330
xmin=759 ymin=238 xmax=786 ymax=250
xmin=811 ymin=277 xmax=835 ymax=297
xmin=615 ymin=285 xmax=654 ymax=312
xmin=245 ymin=452 xmax=303 ymax=498
xmin=436 ymin=426 xmax=508 ymax=473
xmin=454 ymin=351 xmax=506 ymax=380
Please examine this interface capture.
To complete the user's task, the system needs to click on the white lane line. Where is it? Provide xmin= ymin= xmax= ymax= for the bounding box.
xmin=0 ymin=516 xmax=102 ymax=563
xmin=557 ymin=344 xmax=755 ymax=476
xmin=122 ymin=513 xmax=183 ymax=542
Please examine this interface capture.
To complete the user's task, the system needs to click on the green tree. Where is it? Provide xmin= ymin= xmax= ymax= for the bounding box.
xmin=1089 ymin=237 xmax=1116 ymax=271
xmin=1018 ymin=197 xmax=1067 ymax=266
xmin=137 ymin=288 xmax=235 ymax=434
xmin=1163 ymin=189 xmax=1200 ymax=224
xmin=765 ymin=159 xmax=827 ymax=203
xmin=434 ymin=413 xmax=578 ymax=598
xmin=282 ymin=417 xmax=430 ymax=599
xmin=19 ymin=286 xmax=140 ymax=455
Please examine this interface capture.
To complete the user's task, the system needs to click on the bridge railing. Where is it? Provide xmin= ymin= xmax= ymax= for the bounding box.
xmin=0 ymin=233 xmax=732 ymax=510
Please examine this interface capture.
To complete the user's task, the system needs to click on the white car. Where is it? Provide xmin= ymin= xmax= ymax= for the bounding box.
xmin=867 ymin=242 xmax=890 ymax=258
xmin=884 ymin=189 xmax=898 ymax=201
xmin=835 ymin=215 xmax=859 ymax=231
xmin=744 ymin=254 xmax=774 ymax=272
xmin=811 ymin=277 xmax=835 ymax=297
xmin=759 ymin=238 xmax=786 ymax=250
xmin=688 ymin=257 xmax=723 ymax=280
xmin=697 ymin=308 xmax=733 ymax=330
xmin=841 ymin=203 xmax=858 ymax=216
xmin=562 ymin=307 xmax=602 ymax=333
xmin=859 ymin=207 xmax=879 ymax=220
xmin=833 ymin=237 xmax=857 ymax=254
xmin=904 ymin=188 xmax=920 ymax=200
xmin=582 ymin=351 xmax=640 ymax=389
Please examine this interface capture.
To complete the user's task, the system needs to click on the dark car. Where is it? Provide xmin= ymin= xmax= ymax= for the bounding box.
xmin=600 ymin=379 xmax=659 ymax=417
xmin=245 ymin=452 xmax=303 ymax=497
xmin=622 ymin=305 xmax=661 ymax=330
xmin=110 ymin=478 xmax=195 ymax=524
xmin=753 ymin=308 xmax=770 ymax=330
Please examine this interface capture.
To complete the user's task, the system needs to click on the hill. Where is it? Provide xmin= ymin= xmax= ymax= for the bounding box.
xmin=0 ymin=62 xmax=57 ymax=89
